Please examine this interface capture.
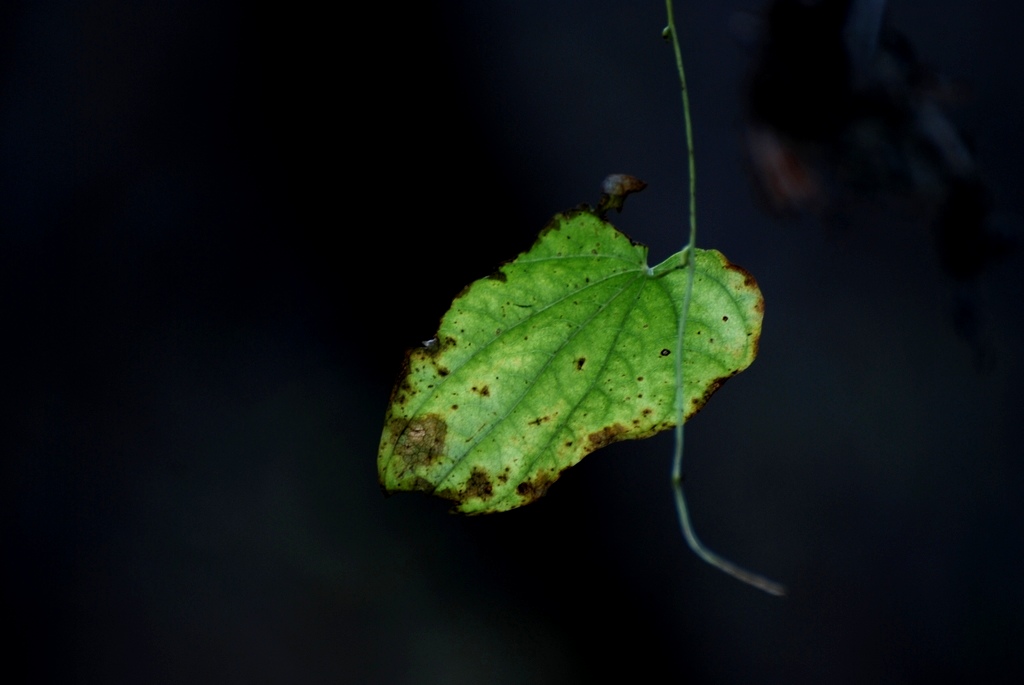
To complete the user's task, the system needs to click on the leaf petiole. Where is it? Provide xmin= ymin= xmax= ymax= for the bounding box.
xmin=647 ymin=247 xmax=691 ymax=279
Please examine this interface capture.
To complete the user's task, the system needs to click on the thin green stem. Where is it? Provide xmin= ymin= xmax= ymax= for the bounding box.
xmin=664 ymin=0 xmax=697 ymax=253
xmin=664 ymin=0 xmax=785 ymax=597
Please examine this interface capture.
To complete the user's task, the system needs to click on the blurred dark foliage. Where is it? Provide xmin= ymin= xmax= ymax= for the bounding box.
xmin=743 ymin=0 xmax=1014 ymax=281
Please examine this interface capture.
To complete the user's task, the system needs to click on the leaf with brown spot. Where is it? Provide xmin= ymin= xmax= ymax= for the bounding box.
xmin=377 ymin=203 xmax=763 ymax=514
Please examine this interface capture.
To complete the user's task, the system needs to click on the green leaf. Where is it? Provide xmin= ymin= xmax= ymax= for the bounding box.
xmin=378 ymin=207 xmax=763 ymax=514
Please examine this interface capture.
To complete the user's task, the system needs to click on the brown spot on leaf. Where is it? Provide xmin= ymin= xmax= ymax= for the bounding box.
xmin=576 ymin=357 xmax=586 ymax=370
xmin=586 ymin=423 xmax=629 ymax=450
xmin=724 ymin=260 xmax=759 ymax=290
xmin=464 ymin=468 xmax=494 ymax=500
xmin=488 ymin=270 xmax=508 ymax=283
xmin=393 ymin=414 xmax=448 ymax=470
xmin=437 ymin=367 xmax=450 ymax=376
xmin=516 ymin=471 xmax=555 ymax=503
xmin=685 ymin=376 xmax=734 ymax=420
xmin=660 ymin=349 xmax=671 ymax=357
xmin=405 ymin=475 xmax=434 ymax=493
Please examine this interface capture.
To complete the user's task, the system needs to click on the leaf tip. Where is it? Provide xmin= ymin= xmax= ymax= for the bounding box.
xmin=597 ymin=174 xmax=647 ymax=215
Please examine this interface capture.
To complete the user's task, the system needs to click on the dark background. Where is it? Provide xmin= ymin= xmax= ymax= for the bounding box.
xmin=6 ymin=1 xmax=1024 ymax=682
